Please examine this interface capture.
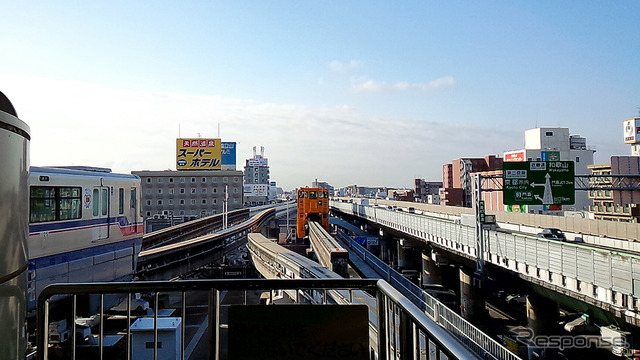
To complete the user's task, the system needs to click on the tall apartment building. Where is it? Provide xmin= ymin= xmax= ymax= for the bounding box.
xmin=243 ymin=146 xmax=271 ymax=206
xmin=132 ymin=170 xmax=244 ymax=219
xmin=504 ymin=127 xmax=595 ymax=212
xmin=588 ymin=157 xmax=640 ymax=222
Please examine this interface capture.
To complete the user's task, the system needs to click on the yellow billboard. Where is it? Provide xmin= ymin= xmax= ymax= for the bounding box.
xmin=176 ymin=138 xmax=222 ymax=170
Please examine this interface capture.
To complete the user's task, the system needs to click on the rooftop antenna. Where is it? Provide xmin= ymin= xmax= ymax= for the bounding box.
xmin=261 ymin=146 xmax=264 ymax=157
xmin=197 ymin=132 xmax=201 ymax=138
xmin=253 ymin=146 xmax=257 ymax=158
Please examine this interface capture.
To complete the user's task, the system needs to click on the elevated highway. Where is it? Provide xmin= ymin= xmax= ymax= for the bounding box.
xmin=331 ymin=199 xmax=640 ymax=327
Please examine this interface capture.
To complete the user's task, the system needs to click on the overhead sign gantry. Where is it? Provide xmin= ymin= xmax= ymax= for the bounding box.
xmin=502 ymin=161 xmax=575 ymax=205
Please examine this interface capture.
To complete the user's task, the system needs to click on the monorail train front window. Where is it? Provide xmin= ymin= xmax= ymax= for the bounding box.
xmin=309 ymin=191 xmax=317 ymax=199
xmin=30 ymin=186 xmax=81 ymax=222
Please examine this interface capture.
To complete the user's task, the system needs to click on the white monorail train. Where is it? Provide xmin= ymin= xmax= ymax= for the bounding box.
xmin=27 ymin=166 xmax=143 ymax=310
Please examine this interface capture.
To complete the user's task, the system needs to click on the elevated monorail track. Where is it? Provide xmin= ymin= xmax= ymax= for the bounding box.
xmin=142 ymin=208 xmax=250 ymax=250
xmin=307 ymin=221 xmax=349 ymax=278
xmin=136 ymin=209 xmax=275 ymax=280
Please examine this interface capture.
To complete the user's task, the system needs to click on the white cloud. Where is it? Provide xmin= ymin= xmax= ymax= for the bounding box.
xmin=351 ymin=76 xmax=457 ymax=93
xmin=327 ymin=60 xmax=363 ymax=73
xmin=0 ymin=74 xmax=512 ymax=190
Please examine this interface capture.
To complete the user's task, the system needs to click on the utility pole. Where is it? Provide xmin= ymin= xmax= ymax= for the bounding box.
xmin=223 ymin=185 xmax=229 ymax=229
xmin=472 ymin=173 xmax=486 ymax=287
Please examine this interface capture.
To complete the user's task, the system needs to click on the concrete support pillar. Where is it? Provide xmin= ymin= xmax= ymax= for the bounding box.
xmin=526 ymin=294 xmax=559 ymax=337
xmin=459 ymin=267 xmax=486 ymax=321
xmin=397 ymin=239 xmax=409 ymax=269
xmin=421 ymin=252 xmax=442 ymax=286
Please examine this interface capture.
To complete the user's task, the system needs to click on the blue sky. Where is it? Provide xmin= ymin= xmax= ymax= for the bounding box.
xmin=1 ymin=1 xmax=639 ymax=190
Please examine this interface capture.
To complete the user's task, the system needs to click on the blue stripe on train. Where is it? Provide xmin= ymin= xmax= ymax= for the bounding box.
xmin=29 ymin=237 xmax=143 ymax=269
xmin=29 ymin=216 xmax=140 ymax=233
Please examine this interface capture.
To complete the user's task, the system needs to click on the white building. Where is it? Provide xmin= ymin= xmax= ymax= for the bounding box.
xmin=243 ymin=146 xmax=271 ymax=206
xmin=504 ymin=127 xmax=595 ymax=212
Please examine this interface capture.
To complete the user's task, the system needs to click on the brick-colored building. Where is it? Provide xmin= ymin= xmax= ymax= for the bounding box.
xmin=441 ymin=155 xmax=503 ymax=207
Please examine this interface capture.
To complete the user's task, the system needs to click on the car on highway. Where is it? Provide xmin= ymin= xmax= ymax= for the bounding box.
xmin=536 ymin=228 xmax=567 ymax=241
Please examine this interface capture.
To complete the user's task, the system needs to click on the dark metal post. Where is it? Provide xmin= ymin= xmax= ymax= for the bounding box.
xmin=473 ymin=174 xmax=486 ymax=287
xmin=208 ymin=289 xmax=220 ymax=360
xmin=376 ymin=287 xmax=388 ymax=360
xmin=399 ymin=310 xmax=415 ymax=359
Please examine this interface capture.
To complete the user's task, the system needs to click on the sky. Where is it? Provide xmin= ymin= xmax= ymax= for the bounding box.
xmin=1 ymin=1 xmax=639 ymax=190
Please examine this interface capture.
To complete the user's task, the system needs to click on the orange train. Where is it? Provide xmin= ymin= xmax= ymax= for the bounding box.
xmin=296 ymin=187 xmax=330 ymax=239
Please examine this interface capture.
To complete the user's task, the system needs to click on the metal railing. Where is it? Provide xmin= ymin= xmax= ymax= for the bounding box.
xmin=336 ymin=230 xmax=520 ymax=360
xmin=37 ymin=278 xmax=482 ymax=360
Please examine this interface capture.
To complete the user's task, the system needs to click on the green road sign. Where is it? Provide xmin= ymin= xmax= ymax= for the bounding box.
xmin=502 ymin=161 xmax=575 ymax=205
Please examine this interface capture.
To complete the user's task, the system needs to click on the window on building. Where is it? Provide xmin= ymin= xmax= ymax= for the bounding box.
xmin=212 ymin=177 xmax=217 ymax=183
xmin=146 ymin=189 xmax=151 ymax=195
xmin=191 ymin=188 xmax=196 ymax=194
xmin=202 ymin=199 xmax=207 ymax=204
xmin=180 ymin=177 xmax=185 ymax=183
xmin=191 ymin=199 xmax=196 ymax=205
xmin=146 ymin=178 xmax=151 ymax=183
xmin=169 ymin=188 xmax=174 ymax=194
xmin=180 ymin=199 xmax=185 ymax=205
xmin=546 ymin=131 xmax=553 ymax=136
xmin=223 ymin=177 xmax=228 ymax=183
xmin=158 ymin=189 xmax=163 ymax=194
xmin=180 ymin=188 xmax=185 ymax=194
xmin=191 ymin=177 xmax=196 ymax=183
xmin=576 ymin=157 xmax=580 ymax=163
xmin=213 ymin=188 xmax=217 ymax=193
xmin=146 ymin=211 xmax=151 ymax=216
xmin=213 ymin=199 xmax=217 ymax=204
xmin=168 ymin=199 xmax=173 ymax=205
xmin=233 ymin=177 xmax=239 ymax=183
xmin=169 ymin=177 xmax=174 ymax=183
xmin=158 ymin=178 xmax=163 ymax=183
xmin=202 ymin=189 xmax=207 ymax=194
xmin=202 ymin=177 xmax=207 ymax=183
xmin=233 ymin=188 xmax=238 ymax=194
xmin=157 ymin=200 xmax=162 ymax=205
xmin=146 ymin=200 xmax=151 ymax=206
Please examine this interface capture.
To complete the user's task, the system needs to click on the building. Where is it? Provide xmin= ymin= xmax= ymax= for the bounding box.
xmin=312 ymin=180 xmax=335 ymax=197
xmin=132 ymin=169 xmax=244 ymax=220
xmin=441 ymin=155 xmax=502 ymax=207
xmin=503 ymin=127 xmax=595 ymax=212
xmin=439 ymin=187 xmax=463 ymax=206
xmin=244 ymin=146 xmax=271 ymax=206
xmin=414 ymin=179 xmax=442 ymax=203
xmin=388 ymin=189 xmax=414 ymax=202
xmin=588 ymin=156 xmax=640 ymax=222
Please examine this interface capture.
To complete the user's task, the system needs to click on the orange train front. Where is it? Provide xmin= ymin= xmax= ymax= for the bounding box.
xmin=296 ymin=187 xmax=329 ymax=239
